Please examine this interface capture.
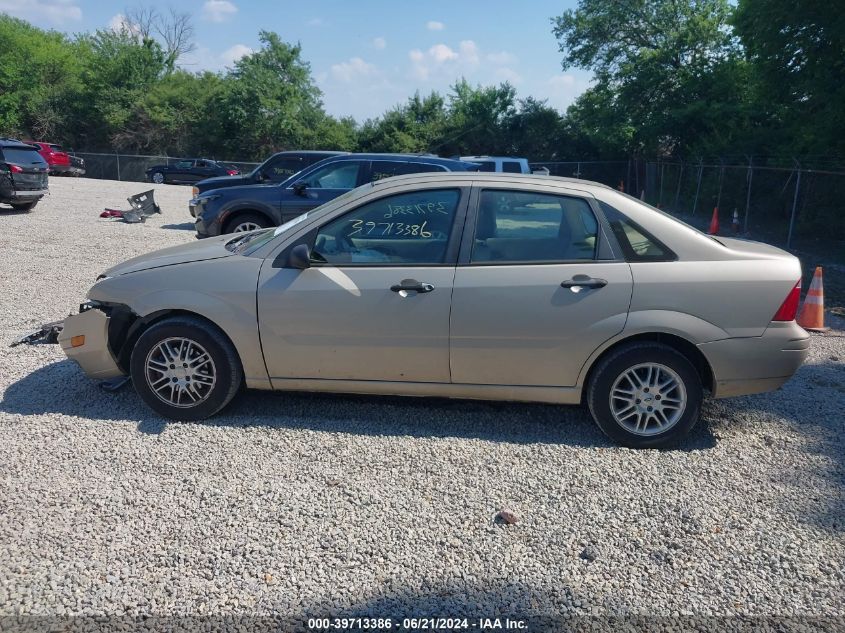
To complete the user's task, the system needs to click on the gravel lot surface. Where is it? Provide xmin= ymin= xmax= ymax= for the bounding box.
xmin=0 ymin=178 xmax=843 ymax=628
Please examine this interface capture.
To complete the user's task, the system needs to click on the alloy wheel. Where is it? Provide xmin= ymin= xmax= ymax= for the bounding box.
xmin=144 ymin=337 xmax=217 ymax=408
xmin=609 ymin=362 xmax=687 ymax=436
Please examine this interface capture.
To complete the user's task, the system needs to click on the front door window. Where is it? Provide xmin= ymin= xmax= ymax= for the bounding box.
xmin=311 ymin=189 xmax=461 ymax=265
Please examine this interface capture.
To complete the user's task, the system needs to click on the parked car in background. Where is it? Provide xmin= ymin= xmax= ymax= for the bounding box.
xmin=192 ymin=153 xmax=480 ymax=236
xmin=461 ymin=156 xmax=531 ymax=173
xmin=146 ymin=159 xmax=239 ymax=185
xmin=0 ymin=139 xmax=49 ymax=211
xmin=28 ymin=142 xmax=85 ymax=176
xmin=57 ymin=173 xmax=809 ymax=448
xmin=192 ymin=150 xmax=346 ymax=198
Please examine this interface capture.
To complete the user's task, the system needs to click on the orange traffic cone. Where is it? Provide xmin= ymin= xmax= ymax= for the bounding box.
xmin=708 ymin=207 xmax=719 ymax=235
xmin=797 ymin=267 xmax=829 ymax=332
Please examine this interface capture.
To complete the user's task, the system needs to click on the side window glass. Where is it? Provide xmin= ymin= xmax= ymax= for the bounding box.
xmin=502 ymin=161 xmax=522 ymax=173
xmin=312 ymin=189 xmax=461 ymax=266
xmin=301 ymin=162 xmax=360 ymax=189
xmin=267 ymin=158 xmax=302 ymax=181
xmin=370 ymin=161 xmax=443 ymax=182
xmin=598 ymin=201 xmax=675 ymax=261
xmin=471 ymin=190 xmax=598 ymax=263
xmin=175 ymin=160 xmax=193 ymax=169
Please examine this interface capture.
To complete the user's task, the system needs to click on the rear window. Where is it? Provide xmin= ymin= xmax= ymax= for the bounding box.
xmin=1 ymin=147 xmax=44 ymax=165
xmin=49 ymin=144 xmax=63 ymax=151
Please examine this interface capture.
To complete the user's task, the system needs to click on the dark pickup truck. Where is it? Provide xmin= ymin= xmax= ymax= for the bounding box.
xmin=146 ymin=158 xmax=239 ymax=185
xmin=0 ymin=139 xmax=49 ymax=211
xmin=191 ymin=150 xmax=345 ymax=198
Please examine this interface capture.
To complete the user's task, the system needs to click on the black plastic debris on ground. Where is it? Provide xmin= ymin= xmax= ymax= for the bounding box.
xmin=10 ymin=320 xmax=64 ymax=347
xmin=100 ymin=189 xmax=162 ymax=224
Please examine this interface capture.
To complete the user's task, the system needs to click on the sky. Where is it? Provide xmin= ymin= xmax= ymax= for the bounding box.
xmin=2 ymin=0 xmax=593 ymax=121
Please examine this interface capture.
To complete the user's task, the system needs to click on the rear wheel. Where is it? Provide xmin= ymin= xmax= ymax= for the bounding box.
xmin=130 ymin=316 xmax=243 ymax=421
xmin=225 ymin=212 xmax=271 ymax=234
xmin=151 ymin=171 xmax=165 ymax=184
xmin=587 ymin=342 xmax=703 ymax=448
xmin=11 ymin=200 xmax=37 ymax=211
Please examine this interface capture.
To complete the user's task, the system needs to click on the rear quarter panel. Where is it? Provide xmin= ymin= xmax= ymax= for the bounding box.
xmin=627 ymin=258 xmax=801 ymax=339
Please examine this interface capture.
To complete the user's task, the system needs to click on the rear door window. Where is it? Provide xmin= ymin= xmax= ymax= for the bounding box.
xmin=502 ymin=161 xmax=523 ymax=173
xmin=265 ymin=157 xmax=304 ymax=181
xmin=369 ymin=161 xmax=444 ymax=182
xmin=471 ymin=190 xmax=599 ymax=263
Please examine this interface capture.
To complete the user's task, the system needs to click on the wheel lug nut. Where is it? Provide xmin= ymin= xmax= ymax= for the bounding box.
xmin=647 ymin=406 xmax=653 ymax=411
xmin=169 ymin=364 xmax=175 ymax=369
xmin=171 ymin=377 xmax=178 ymax=383
xmin=643 ymin=388 xmax=649 ymax=392
xmin=636 ymin=399 xmax=641 ymax=404
xmin=656 ymin=395 xmax=661 ymax=400
xmin=183 ymin=363 xmax=188 ymax=368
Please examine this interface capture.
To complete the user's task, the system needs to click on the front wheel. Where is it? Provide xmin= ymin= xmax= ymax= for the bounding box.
xmin=130 ymin=316 xmax=243 ymax=421
xmin=11 ymin=200 xmax=38 ymax=211
xmin=586 ymin=342 xmax=703 ymax=449
xmin=150 ymin=171 xmax=165 ymax=184
xmin=225 ymin=212 xmax=271 ymax=234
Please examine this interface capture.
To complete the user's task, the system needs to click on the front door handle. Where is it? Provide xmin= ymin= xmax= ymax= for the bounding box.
xmin=560 ymin=276 xmax=607 ymax=291
xmin=390 ymin=279 xmax=435 ymax=294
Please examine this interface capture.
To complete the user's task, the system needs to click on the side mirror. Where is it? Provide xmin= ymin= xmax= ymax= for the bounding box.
xmin=292 ymin=181 xmax=307 ymax=196
xmin=287 ymin=243 xmax=311 ymax=270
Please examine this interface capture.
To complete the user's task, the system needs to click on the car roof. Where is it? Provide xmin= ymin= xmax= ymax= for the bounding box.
xmin=368 ymin=171 xmax=614 ymax=192
xmin=272 ymin=150 xmax=347 ymax=157
xmin=0 ymin=138 xmax=40 ymax=149
xmin=460 ymin=156 xmax=529 ymax=161
xmin=322 ymin=153 xmax=478 ymax=168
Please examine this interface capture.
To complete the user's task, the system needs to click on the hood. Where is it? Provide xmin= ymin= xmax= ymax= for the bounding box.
xmin=100 ymin=234 xmax=235 ymax=278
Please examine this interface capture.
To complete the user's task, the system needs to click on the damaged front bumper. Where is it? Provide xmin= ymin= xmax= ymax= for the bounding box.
xmin=58 ymin=304 xmax=124 ymax=379
xmin=13 ymin=302 xmax=125 ymax=380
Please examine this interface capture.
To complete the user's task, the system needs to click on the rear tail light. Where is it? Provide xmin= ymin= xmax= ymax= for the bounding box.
xmin=227 ymin=169 xmax=238 ymax=175
xmin=9 ymin=164 xmax=22 ymax=173
xmin=772 ymin=280 xmax=801 ymax=321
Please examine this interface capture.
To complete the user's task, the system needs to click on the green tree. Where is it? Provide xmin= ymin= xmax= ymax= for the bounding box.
xmin=0 ymin=15 xmax=86 ymax=141
xmin=732 ymin=0 xmax=845 ymax=159
xmin=358 ymin=92 xmax=447 ymax=153
xmin=552 ymin=0 xmax=747 ymax=157
xmin=210 ymin=31 xmax=325 ymax=158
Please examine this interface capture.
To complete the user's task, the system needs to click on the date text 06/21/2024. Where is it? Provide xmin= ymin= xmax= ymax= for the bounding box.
xmin=306 ymin=617 xmax=528 ymax=630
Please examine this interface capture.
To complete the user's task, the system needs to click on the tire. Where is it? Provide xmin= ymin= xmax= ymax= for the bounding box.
xmin=586 ymin=342 xmax=703 ymax=449
xmin=11 ymin=200 xmax=38 ymax=211
xmin=130 ymin=316 xmax=243 ymax=421
xmin=224 ymin=212 xmax=271 ymax=234
xmin=151 ymin=171 xmax=165 ymax=184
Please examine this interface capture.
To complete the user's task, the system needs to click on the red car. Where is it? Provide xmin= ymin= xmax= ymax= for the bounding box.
xmin=28 ymin=142 xmax=85 ymax=176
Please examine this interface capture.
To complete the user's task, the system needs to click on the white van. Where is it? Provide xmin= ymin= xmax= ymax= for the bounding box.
xmin=460 ymin=156 xmax=531 ymax=174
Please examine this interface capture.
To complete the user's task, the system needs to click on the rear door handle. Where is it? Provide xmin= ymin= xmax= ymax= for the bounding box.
xmin=390 ymin=279 xmax=435 ymax=294
xmin=560 ymin=277 xmax=607 ymax=291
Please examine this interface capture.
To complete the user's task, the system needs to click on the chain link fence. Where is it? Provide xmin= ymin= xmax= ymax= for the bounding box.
xmin=69 ymin=152 xmax=260 ymax=183
xmin=640 ymin=160 xmax=845 ymax=255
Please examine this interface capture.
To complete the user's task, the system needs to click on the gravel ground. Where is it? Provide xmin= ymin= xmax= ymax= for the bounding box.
xmin=0 ymin=178 xmax=843 ymax=628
